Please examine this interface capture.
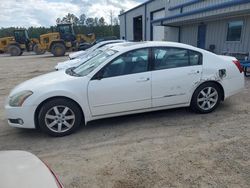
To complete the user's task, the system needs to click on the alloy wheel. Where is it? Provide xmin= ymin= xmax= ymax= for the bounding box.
xmin=45 ymin=105 xmax=75 ymax=133
xmin=197 ymin=87 xmax=218 ymax=111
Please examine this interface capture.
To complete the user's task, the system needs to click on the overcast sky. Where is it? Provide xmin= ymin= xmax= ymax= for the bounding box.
xmin=0 ymin=0 xmax=146 ymax=28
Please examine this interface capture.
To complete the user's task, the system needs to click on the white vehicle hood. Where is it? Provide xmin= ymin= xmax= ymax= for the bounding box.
xmin=10 ymin=70 xmax=79 ymax=96
xmin=69 ymin=50 xmax=86 ymax=59
xmin=55 ymin=58 xmax=85 ymax=70
xmin=0 ymin=151 xmax=59 ymax=188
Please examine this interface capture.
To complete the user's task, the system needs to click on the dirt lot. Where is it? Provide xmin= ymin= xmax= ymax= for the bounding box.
xmin=0 ymin=53 xmax=250 ymax=188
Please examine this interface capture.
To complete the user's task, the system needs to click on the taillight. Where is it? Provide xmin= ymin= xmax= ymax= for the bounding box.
xmin=233 ymin=60 xmax=243 ymax=73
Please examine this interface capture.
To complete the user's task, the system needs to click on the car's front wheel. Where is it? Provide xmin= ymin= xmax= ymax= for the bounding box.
xmin=191 ymin=82 xmax=222 ymax=113
xmin=38 ymin=98 xmax=83 ymax=136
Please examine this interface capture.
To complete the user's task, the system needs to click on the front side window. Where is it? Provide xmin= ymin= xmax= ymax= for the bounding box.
xmin=227 ymin=21 xmax=243 ymax=41
xmin=153 ymin=48 xmax=202 ymax=70
xmin=101 ymin=48 xmax=149 ymax=78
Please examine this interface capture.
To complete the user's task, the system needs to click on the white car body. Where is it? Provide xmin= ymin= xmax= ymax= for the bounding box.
xmin=0 ymin=151 xmax=63 ymax=188
xmin=55 ymin=42 xmax=128 ymax=70
xmin=5 ymin=41 xmax=244 ymax=134
xmin=69 ymin=40 xmax=125 ymax=59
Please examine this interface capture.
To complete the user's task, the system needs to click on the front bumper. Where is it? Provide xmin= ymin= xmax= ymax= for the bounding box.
xmin=5 ymin=104 xmax=37 ymax=129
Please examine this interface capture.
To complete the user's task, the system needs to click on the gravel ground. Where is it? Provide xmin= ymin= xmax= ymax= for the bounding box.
xmin=0 ymin=53 xmax=250 ymax=188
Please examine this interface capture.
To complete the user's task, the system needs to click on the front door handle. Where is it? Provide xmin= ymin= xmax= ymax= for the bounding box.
xmin=137 ymin=78 xmax=150 ymax=82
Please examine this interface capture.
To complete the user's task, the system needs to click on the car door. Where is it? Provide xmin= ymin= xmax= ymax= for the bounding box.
xmin=151 ymin=47 xmax=203 ymax=107
xmin=88 ymin=48 xmax=152 ymax=116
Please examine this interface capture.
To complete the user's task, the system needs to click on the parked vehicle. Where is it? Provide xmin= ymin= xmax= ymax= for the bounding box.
xmin=69 ymin=40 xmax=125 ymax=59
xmin=240 ymin=60 xmax=250 ymax=77
xmin=55 ymin=42 xmax=129 ymax=70
xmin=0 ymin=150 xmax=63 ymax=188
xmin=34 ymin=23 xmax=95 ymax=57
xmin=5 ymin=42 xmax=244 ymax=136
xmin=0 ymin=29 xmax=42 ymax=56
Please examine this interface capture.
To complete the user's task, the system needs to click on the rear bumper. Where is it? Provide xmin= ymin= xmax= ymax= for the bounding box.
xmin=5 ymin=104 xmax=37 ymax=129
xmin=222 ymin=74 xmax=245 ymax=99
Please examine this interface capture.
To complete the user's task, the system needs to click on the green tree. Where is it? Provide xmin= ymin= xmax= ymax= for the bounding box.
xmin=86 ymin=18 xmax=94 ymax=27
xmin=79 ymin=14 xmax=86 ymax=25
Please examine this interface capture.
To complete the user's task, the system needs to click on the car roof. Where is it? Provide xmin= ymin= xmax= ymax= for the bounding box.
xmin=103 ymin=41 xmax=133 ymax=48
xmin=97 ymin=40 xmax=126 ymax=45
xmin=110 ymin=41 xmax=202 ymax=53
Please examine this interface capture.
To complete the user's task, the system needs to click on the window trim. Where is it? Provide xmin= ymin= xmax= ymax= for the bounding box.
xmin=91 ymin=47 xmax=151 ymax=80
xmin=151 ymin=47 xmax=203 ymax=71
xmin=226 ymin=20 xmax=243 ymax=42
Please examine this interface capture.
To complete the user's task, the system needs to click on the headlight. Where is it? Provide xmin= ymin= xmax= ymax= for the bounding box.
xmin=9 ymin=90 xmax=33 ymax=107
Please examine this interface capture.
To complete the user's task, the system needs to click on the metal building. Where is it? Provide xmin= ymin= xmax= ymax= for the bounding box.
xmin=119 ymin=0 xmax=250 ymax=59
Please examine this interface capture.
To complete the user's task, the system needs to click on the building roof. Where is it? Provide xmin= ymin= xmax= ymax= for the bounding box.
xmin=119 ymin=0 xmax=154 ymax=16
xmin=152 ymin=0 xmax=250 ymax=25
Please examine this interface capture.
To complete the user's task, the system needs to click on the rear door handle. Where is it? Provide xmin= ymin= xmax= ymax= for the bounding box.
xmin=137 ymin=78 xmax=150 ymax=82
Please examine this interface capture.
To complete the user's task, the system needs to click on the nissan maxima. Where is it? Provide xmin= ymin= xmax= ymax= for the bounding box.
xmin=5 ymin=42 xmax=244 ymax=136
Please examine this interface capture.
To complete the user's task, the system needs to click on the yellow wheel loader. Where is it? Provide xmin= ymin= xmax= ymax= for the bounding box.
xmin=0 ymin=29 xmax=43 ymax=56
xmin=34 ymin=24 xmax=95 ymax=57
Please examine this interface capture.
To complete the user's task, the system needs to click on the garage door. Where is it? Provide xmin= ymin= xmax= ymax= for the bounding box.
xmin=153 ymin=10 xmax=165 ymax=41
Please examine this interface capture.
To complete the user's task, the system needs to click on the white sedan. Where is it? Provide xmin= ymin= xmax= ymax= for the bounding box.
xmin=0 ymin=151 xmax=63 ymax=188
xmin=5 ymin=42 xmax=244 ymax=136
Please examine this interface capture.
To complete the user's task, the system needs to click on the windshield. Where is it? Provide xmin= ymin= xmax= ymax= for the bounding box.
xmin=87 ymin=49 xmax=104 ymax=59
xmin=73 ymin=49 xmax=117 ymax=76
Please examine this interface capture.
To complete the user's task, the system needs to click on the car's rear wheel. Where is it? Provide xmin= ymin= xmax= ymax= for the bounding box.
xmin=191 ymin=82 xmax=222 ymax=113
xmin=38 ymin=98 xmax=82 ymax=136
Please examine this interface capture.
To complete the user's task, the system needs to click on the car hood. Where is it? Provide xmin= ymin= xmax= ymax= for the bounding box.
xmin=69 ymin=50 xmax=86 ymax=59
xmin=10 ymin=70 xmax=78 ymax=96
xmin=55 ymin=57 xmax=88 ymax=70
xmin=0 ymin=151 xmax=59 ymax=188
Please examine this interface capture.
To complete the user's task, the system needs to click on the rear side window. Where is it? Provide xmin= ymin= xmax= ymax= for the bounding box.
xmin=153 ymin=47 xmax=202 ymax=70
xmin=189 ymin=50 xmax=202 ymax=66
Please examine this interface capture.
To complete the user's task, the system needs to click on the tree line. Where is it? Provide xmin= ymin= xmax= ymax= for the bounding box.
xmin=0 ymin=12 xmax=120 ymax=40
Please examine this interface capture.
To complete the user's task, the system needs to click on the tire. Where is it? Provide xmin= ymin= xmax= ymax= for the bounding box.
xmin=245 ymin=67 xmax=250 ymax=77
xmin=38 ymin=98 xmax=83 ymax=137
xmin=190 ymin=82 xmax=222 ymax=114
xmin=8 ymin=45 xmax=21 ymax=56
xmin=19 ymin=51 xmax=23 ymax=56
xmin=33 ymin=44 xmax=45 ymax=55
xmin=51 ymin=43 xmax=66 ymax=57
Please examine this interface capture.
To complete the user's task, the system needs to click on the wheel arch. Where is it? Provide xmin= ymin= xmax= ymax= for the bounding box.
xmin=34 ymin=96 xmax=85 ymax=129
xmin=191 ymin=80 xmax=225 ymax=103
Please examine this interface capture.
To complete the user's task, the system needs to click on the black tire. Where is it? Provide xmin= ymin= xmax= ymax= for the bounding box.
xmin=8 ymin=45 xmax=21 ymax=56
xmin=19 ymin=51 xmax=23 ymax=56
xmin=190 ymin=82 xmax=222 ymax=114
xmin=33 ymin=44 xmax=45 ymax=55
xmin=38 ymin=98 xmax=83 ymax=137
xmin=245 ymin=67 xmax=250 ymax=77
xmin=51 ymin=43 xmax=66 ymax=57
